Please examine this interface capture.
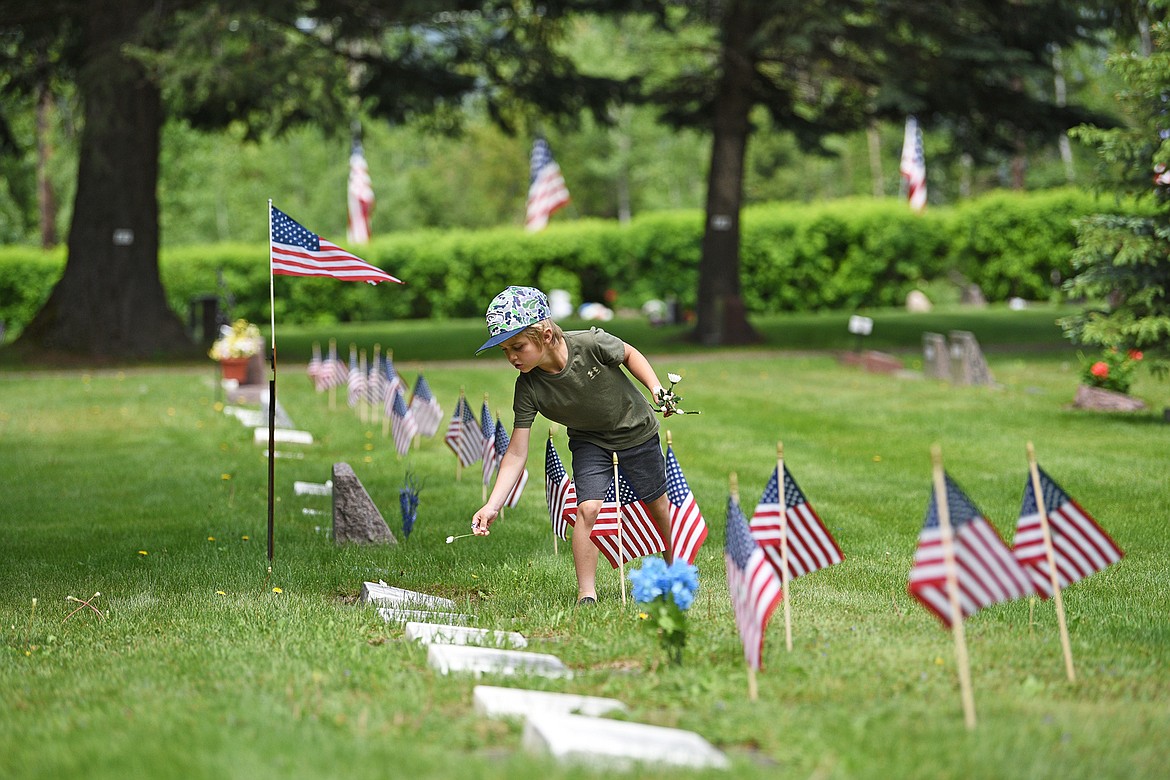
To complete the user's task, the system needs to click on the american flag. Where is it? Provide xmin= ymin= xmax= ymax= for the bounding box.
xmin=909 ymin=473 xmax=1036 ymax=627
xmin=389 ymin=386 xmax=417 ymax=456
xmin=366 ymin=353 xmax=388 ymax=407
xmin=1012 ymin=466 xmax=1123 ymax=598
xmin=544 ymin=436 xmax=577 ymax=541
xmin=321 ymin=340 xmax=348 ymax=390
xmin=307 ymin=342 xmax=324 ymax=391
xmin=347 ymin=138 xmax=374 ymax=244
xmin=900 ymin=116 xmax=927 ymax=213
xmin=725 ymin=494 xmax=784 ymax=670
xmin=408 ymin=374 xmax=443 ymax=437
xmin=591 ymin=468 xmax=666 ymax=569
xmin=346 ymin=346 xmax=365 ymax=408
xmin=666 ymin=445 xmax=708 ymax=565
xmin=480 ymin=403 xmax=497 ymax=486
xmin=493 ymin=419 xmax=528 ymax=508
xmin=270 ymin=205 xmax=399 ymax=284
xmin=750 ymin=465 xmax=843 ymax=580
xmin=444 ymin=395 xmax=482 ymax=468
xmin=380 ymin=355 xmax=405 ymax=418
xmin=525 ymin=138 xmax=570 ymax=232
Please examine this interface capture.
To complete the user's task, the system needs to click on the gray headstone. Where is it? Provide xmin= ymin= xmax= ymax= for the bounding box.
xmin=948 ymin=330 xmax=994 ymax=386
xmin=361 ymin=582 xmax=454 ymax=610
xmin=922 ymin=332 xmax=950 ymax=381
xmin=473 ymin=685 xmax=625 ymax=719
xmin=332 ymin=462 xmax=395 ymax=545
xmin=522 ymin=713 xmax=729 ymax=770
xmin=406 ymin=622 xmax=526 ymax=648
xmin=427 ymin=644 xmax=572 ymax=679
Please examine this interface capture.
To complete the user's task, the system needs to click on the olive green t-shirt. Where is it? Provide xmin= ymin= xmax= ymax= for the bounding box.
xmin=512 ymin=328 xmax=659 ymax=450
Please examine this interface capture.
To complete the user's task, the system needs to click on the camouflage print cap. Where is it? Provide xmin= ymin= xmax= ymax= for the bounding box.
xmin=475 ymin=286 xmax=552 ymax=354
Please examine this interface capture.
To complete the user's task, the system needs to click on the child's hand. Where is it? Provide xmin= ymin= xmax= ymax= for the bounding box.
xmin=472 ymin=506 xmax=498 ymax=536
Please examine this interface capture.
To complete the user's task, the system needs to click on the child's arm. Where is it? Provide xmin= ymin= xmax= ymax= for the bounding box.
xmin=471 ymin=426 xmax=532 ymax=535
xmin=622 ymin=342 xmax=666 ymax=401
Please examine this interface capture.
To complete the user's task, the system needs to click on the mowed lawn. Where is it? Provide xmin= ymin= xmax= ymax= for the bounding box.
xmin=1 ymin=307 xmax=1168 ymax=780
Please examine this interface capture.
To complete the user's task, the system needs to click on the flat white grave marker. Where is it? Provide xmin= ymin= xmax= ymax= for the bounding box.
xmin=473 ymin=685 xmax=626 ymax=719
xmin=254 ymin=428 xmax=313 ymax=445
xmin=294 ymin=480 xmax=332 ymax=496
xmin=361 ymin=581 xmax=455 ymax=610
xmin=428 ymin=644 xmax=571 ymax=679
xmin=377 ymin=608 xmax=469 ymax=625
xmin=522 ymin=712 xmax=729 ymax=770
xmin=406 ymin=622 xmax=527 ymax=648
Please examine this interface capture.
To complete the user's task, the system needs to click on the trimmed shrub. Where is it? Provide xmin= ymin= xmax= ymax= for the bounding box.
xmin=0 ymin=189 xmax=1124 ymax=336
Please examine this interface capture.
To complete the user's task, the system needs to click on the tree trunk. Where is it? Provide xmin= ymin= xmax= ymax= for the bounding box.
xmin=16 ymin=1 xmax=190 ymax=360
xmin=691 ymin=7 xmax=759 ymax=346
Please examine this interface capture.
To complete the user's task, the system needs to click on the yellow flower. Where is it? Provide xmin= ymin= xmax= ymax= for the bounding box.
xmin=638 ymin=612 xmax=650 ymax=621
xmin=272 ymin=587 xmax=283 ymax=594
xmin=221 ymin=473 xmax=231 ymax=480
xmin=207 ymin=536 xmax=216 ymax=542
xmin=241 ymin=535 xmax=250 ymax=541
xmin=138 ymin=550 xmax=148 ymax=556
xmin=216 ymin=590 xmax=226 ymax=596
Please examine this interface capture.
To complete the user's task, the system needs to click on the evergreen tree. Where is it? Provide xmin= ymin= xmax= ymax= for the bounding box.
xmin=1063 ymin=21 xmax=1170 ymax=382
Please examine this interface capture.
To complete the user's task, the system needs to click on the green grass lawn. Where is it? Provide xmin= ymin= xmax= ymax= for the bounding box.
xmin=1 ymin=306 xmax=1168 ymax=779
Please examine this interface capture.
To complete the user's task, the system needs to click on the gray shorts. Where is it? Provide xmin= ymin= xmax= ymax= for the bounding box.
xmin=568 ymin=435 xmax=667 ymax=503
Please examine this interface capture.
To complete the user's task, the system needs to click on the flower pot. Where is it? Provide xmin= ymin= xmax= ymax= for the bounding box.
xmin=219 ymin=357 xmax=252 ymax=384
xmin=1074 ymin=383 xmax=1147 ymax=412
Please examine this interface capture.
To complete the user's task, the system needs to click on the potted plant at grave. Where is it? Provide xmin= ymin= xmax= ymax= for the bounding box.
xmin=208 ymin=319 xmax=263 ymax=383
xmin=1074 ymin=347 xmax=1147 ymax=412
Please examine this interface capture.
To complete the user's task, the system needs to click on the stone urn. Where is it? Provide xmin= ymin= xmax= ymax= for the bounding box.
xmin=1073 ymin=384 xmax=1147 ymax=412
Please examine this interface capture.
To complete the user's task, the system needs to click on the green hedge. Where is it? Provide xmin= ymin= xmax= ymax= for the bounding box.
xmin=0 ymin=188 xmax=1119 ymax=334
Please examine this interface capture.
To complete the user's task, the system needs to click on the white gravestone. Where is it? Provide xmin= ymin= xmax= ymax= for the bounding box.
xmin=405 ymin=622 xmax=527 ymax=648
xmin=361 ymin=581 xmax=455 ymax=610
xmin=377 ymin=608 xmax=469 ymax=625
xmin=522 ymin=712 xmax=729 ymax=770
xmin=473 ymin=685 xmax=626 ymax=719
xmin=427 ymin=644 xmax=572 ymax=679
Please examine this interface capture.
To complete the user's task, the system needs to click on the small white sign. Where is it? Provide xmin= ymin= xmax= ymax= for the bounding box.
xmin=848 ymin=315 xmax=874 ymax=336
xmin=112 ymin=229 xmax=134 ymax=246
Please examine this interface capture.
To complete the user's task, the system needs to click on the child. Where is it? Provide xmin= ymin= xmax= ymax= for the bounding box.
xmin=471 ymin=286 xmax=673 ymax=604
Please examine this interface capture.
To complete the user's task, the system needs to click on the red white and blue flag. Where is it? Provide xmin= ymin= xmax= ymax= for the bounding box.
xmin=271 ymin=205 xmax=399 ymax=284
xmin=492 ymin=419 xmax=528 ymax=508
xmin=590 ymin=468 xmax=666 ymax=569
xmin=444 ymin=395 xmax=482 ymax=468
xmin=544 ymin=436 xmax=577 ymax=541
xmin=346 ymin=345 xmax=365 ymax=408
xmin=909 ymin=473 xmax=1035 ymax=626
xmin=900 ymin=116 xmax=927 ymax=213
xmin=750 ymin=465 xmax=843 ymax=580
xmin=389 ymin=386 xmax=417 ymax=457
xmin=1012 ymin=466 xmax=1123 ymax=598
xmin=408 ymin=374 xmax=443 ymax=437
xmin=347 ymin=139 xmax=374 ymax=244
xmin=307 ymin=342 xmax=324 ymax=391
xmin=480 ymin=403 xmax=497 ymax=486
xmin=725 ymin=494 xmax=784 ymax=670
xmin=379 ymin=354 xmax=405 ymax=418
xmin=322 ymin=341 xmax=348 ymax=390
xmin=525 ymin=138 xmax=570 ymax=231
xmin=665 ymin=445 xmax=708 ymax=565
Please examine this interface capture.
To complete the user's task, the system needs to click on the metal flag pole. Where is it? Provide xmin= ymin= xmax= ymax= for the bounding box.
xmin=266 ymin=199 xmax=277 ymax=564
xmin=614 ymin=452 xmax=626 ymax=605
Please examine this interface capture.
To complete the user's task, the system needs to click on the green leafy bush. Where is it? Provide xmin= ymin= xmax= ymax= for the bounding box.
xmin=0 ymin=190 xmax=1123 ymax=336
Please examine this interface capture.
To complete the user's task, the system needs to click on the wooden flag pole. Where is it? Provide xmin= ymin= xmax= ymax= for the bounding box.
xmin=931 ymin=444 xmax=977 ymax=730
xmin=328 ymin=338 xmax=337 ymax=410
xmin=777 ymin=441 xmax=793 ymax=652
xmin=371 ymin=343 xmax=381 ymax=429
xmin=455 ymin=389 xmax=465 ymax=482
xmin=731 ymin=470 xmax=758 ymax=702
xmin=614 ymin=452 xmax=626 ymax=605
xmin=1027 ymin=441 xmax=1077 ymax=683
xmin=550 ymin=428 xmax=559 ymax=556
xmin=482 ymin=393 xmax=490 ymax=502
xmin=358 ymin=348 xmax=368 ymax=424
